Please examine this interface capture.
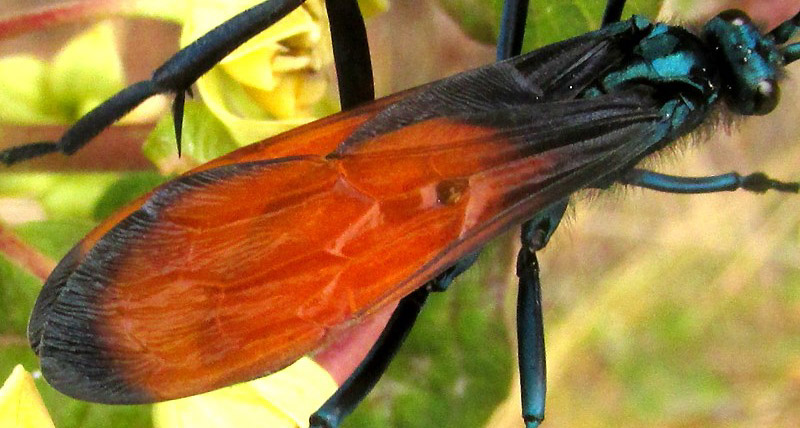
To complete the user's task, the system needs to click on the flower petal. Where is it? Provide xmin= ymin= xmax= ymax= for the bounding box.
xmin=152 ymin=357 xmax=337 ymax=428
xmin=0 ymin=365 xmax=55 ymax=428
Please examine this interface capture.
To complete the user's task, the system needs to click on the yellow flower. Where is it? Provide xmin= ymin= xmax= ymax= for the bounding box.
xmin=0 ymin=365 xmax=55 ymax=428
xmin=180 ymin=0 xmax=332 ymax=146
xmin=0 ymin=21 xmax=158 ymax=126
xmin=153 ymin=357 xmax=337 ymax=428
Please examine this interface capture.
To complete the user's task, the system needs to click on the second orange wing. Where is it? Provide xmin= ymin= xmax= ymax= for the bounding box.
xmin=30 ymin=72 xmax=661 ymax=404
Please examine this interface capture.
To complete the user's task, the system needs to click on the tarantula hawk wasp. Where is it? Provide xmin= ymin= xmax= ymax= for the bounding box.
xmin=2 ymin=0 xmax=800 ymax=426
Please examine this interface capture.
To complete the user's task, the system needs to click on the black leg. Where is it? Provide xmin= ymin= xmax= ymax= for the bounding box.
xmin=326 ymin=0 xmax=375 ymax=109
xmin=621 ymin=168 xmax=799 ymax=194
xmin=172 ymin=90 xmax=187 ymax=156
xmin=1 ymin=0 xmax=311 ymax=165
xmin=515 ymin=200 xmax=567 ymax=428
xmin=497 ymin=0 xmax=531 ymax=61
xmin=497 ymin=1 xmax=564 ymax=425
xmin=517 ymin=236 xmax=545 ymax=428
xmin=0 ymin=81 xmax=158 ymax=164
xmin=309 ymin=287 xmax=431 ymax=428
xmin=601 ymin=0 xmax=627 ymax=26
xmin=308 ymin=253 xmax=480 ymax=428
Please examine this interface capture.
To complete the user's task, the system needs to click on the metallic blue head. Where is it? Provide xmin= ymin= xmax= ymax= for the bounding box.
xmin=702 ymin=9 xmax=786 ymax=115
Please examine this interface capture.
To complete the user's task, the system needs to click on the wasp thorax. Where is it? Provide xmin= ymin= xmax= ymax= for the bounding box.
xmin=702 ymin=9 xmax=783 ymax=115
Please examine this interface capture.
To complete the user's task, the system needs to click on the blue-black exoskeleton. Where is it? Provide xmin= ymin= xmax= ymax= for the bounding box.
xmin=2 ymin=1 xmax=799 ymax=428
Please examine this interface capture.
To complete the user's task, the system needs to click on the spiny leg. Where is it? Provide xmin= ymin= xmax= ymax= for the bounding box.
xmin=309 ymin=253 xmax=480 ymax=428
xmin=1 ymin=0 xmax=306 ymax=165
xmin=621 ymin=168 xmax=799 ymax=194
xmin=172 ymin=90 xmax=188 ymax=157
xmin=0 ymin=0 xmax=374 ymax=165
xmin=0 ymin=81 xmax=160 ymax=164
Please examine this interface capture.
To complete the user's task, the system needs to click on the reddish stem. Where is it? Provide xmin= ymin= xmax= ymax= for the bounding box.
xmin=0 ymin=0 xmax=130 ymax=40
xmin=0 ymin=223 xmax=55 ymax=282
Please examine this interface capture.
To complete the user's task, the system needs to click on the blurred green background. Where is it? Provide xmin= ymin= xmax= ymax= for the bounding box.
xmin=1 ymin=0 xmax=799 ymax=427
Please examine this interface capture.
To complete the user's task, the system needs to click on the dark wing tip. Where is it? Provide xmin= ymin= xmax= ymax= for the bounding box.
xmin=35 ymin=286 xmax=156 ymax=404
xmin=39 ymin=354 xmax=153 ymax=404
xmin=28 ymin=245 xmax=83 ymax=353
xmin=28 ymin=243 xmax=154 ymax=404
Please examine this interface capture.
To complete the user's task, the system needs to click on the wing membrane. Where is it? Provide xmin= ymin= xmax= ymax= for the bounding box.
xmin=31 ymin=88 xmax=661 ymax=403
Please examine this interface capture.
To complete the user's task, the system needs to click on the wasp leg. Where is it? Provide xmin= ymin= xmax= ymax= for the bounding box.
xmin=0 ymin=81 xmax=160 ymax=164
xmin=496 ymin=1 xmax=564 ymax=423
xmin=326 ymin=0 xmax=374 ymax=109
xmin=309 ymin=253 xmax=480 ymax=428
xmin=517 ymin=242 xmax=545 ymax=428
xmin=0 ymin=0 xmax=308 ymax=165
xmin=1 ymin=0 xmax=373 ymax=165
xmin=497 ymin=0 xmax=530 ymax=61
xmin=516 ymin=201 xmax=567 ymax=428
xmin=172 ymin=90 xmax=187 ymax=157
xmin=601 ymin=0 xmax=628 ymax=27
xmin=621 ymin=168 xmax=799 ymax=194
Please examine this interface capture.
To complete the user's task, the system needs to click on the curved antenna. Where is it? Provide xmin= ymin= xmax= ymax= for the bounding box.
xmin=783 ymin=43 xmax=800 ymax=64
xmin=767 ymin=10 xmax=800 ymax=65
xmin=768 ymin=10 xmax=800 ymax=44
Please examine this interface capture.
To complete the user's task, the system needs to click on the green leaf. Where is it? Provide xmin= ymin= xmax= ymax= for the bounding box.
xmin=143 ymin=100 xmax=239 ymax=170
xmin=436 ymin=0 xmax=504 ymax=45
xmin=0 ymin=257 xmax=42 ymax=336
xmin=14 ymin=221 xmax=96 ymax=260
xmin=92 ymin=172 xmax=170 ymax=221
xmin=0 ymin=56 xmax=62 ymax=124
xmin=48 ymin=21 xmax=126 ymax=120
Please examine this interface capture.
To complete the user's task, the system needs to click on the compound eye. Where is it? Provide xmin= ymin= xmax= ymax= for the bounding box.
xmin=752 ymin=79 xmax=779 ymax=115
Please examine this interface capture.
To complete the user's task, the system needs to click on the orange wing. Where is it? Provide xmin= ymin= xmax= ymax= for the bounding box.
xmin=30 ymin=81 xmax=660 ymax=403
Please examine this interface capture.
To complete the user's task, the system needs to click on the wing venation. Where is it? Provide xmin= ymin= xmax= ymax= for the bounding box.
xmin=35 ymin=84 xmax=663 ymax=403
